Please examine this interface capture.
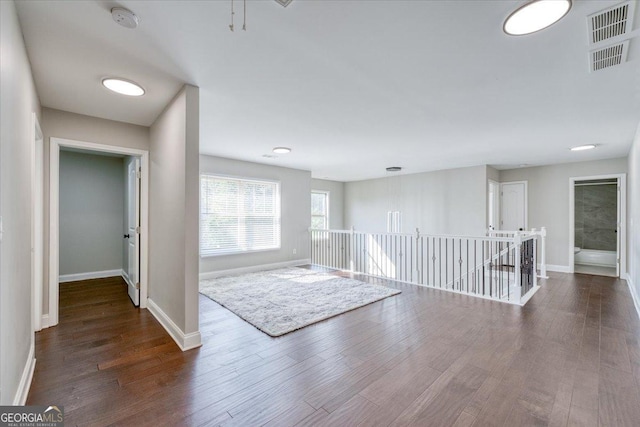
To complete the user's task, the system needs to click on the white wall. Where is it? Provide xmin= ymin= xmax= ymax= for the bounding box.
xmin=149 ymin=85 xmax=201 ymax=345
xmin=59 ymin=150 xmax=124 ymax=276
xmin=41 ymin=108 xmax=149 ymax=315
xmin=628 ymin=123 xmax=640 ymax=312
xmin=0 ymin=0 xmax=41 ymax=404
xmin=311 ymin=178 xmax=344 ymax=229
xmin=500 ymin=158 xmax=627 ymax=269
xmin=200 ymin=156 xmax=311 ymax=273
xmin=344 ymin=165 xmax=487 ymax=236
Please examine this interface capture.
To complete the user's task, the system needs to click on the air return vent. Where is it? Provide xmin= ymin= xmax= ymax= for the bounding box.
xmin=588 ymin=2 xmax=635 ymax=44
xmin=590 ymin=41 xmax=629 ymax=72
xmin=274 ymin=0 xmax=293 ymax=7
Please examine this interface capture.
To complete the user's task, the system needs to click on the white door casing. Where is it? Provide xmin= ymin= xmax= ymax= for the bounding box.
xmin=488 ymin=180 xmax=500 ymax=230
xmin=126 ymin=157 xmax=141 ymax=306
xmin=49 ymin=137 xmax=149 ymax=327
xmin=568 ymin=174 xmax=627 ymax=276
xmin=500 ymin=181 xmax=527 ymax=231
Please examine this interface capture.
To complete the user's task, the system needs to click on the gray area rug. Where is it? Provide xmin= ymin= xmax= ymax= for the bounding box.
xmin=200 ymin=267 xmax=401 ymax=337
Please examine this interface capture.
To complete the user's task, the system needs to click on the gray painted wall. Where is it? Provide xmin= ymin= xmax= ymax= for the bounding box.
xmin=200 ymin=156 xmax=311 ymax=273
xmin=59 ymin=151 xmax=124 ymax=276
xmin=41 ymin=108 xmax=149 ymax=315
xmin=344 ymin=165 xmax=487 ymax=236
xmin=311 ymin=178 xmax=344 ymax=229
xmin=149 ymin=85 xmax=200 ymax=336
xmin=500 ymin=158 xmax=627 ymax=268
xmin=628 ymin=123 xmax=640 ymax=307
xmin=0 ymin=0 xmax=42 ymax=404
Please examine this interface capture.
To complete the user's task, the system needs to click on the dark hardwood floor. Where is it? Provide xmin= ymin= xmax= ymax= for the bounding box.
xmin=27 ymin=271 xmax=640 ymax=426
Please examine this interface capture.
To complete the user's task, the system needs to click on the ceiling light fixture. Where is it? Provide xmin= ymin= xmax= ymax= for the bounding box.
xmin=102 ymin=78 xmax=145 ymax=96
xmin=570 ymin=144 xmax=596 ymax=151
xmin=386 ymin=167 xmax=402 ymax=172
xmin=273 ymin=147 xmax=291 ymax=154
xmin=504 ymin=0 xmax=572 ymax=36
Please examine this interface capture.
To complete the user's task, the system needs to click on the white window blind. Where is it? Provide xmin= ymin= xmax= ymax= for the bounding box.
xmin=200 ymin=175 xmax=281 ymax=256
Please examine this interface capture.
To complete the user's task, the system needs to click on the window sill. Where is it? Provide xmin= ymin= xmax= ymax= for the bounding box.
xmin=200 ymin=247 xmax=281 ymax=258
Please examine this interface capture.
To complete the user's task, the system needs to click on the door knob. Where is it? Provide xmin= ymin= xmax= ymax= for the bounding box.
xmin=124 ymin=234 xmax=130 ymax=239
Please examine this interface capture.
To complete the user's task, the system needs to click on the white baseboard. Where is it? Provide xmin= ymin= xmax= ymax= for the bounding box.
xmin=626 ymin=275 xmax=640 ymax=321
xmin=147 ymin=298 xmax=202 ymax=351
xmin=59 ymin=269 xmax=123 ymax=283
xmin=544 ymin=264 xmax=571 ymax=273
xmin=199 ymin=258 xmax=311 ymax=280
xmin=40 ymin=314 xmax=50 ymax=329
xmin=13 ymin=344 xmax=36 ymax=405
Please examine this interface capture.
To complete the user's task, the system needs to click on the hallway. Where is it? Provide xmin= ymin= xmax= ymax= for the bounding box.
xmin=28 ymin=272 xmax=640 ymax=426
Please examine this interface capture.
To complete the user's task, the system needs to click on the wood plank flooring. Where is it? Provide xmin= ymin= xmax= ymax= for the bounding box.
xmin=27 ymin=271 xmax=640 ymax=426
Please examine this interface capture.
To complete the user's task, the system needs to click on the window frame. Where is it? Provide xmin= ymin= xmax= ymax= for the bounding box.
xmin=200 ymin=173 xmax=281 ymax=257
xmin=311 ymin=190 xmax=330 ymax=230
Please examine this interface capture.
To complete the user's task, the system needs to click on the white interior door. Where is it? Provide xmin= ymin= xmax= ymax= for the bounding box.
xmin=126 ymin=158 xmax=141 ymax=306
xmin=488 ymin=180 xmax=500 ymax=230
xmin=500 ymin=182 xmax=527 ymax=231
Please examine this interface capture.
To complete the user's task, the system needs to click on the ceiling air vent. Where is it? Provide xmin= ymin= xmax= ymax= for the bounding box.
xmin=588 ymin=2 xmax=635 ymax=44
xmin=590 ymin=41 xmax=629 ymax=72
xmin=274 ymin=0 xmax=293 ymax=7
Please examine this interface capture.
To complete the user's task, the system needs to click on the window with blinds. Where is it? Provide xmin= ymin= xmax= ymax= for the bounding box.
xmin=311 ymin=191 xmax=329 ymax=229
xmin=200 ymin=175 xmax=281 ymax=256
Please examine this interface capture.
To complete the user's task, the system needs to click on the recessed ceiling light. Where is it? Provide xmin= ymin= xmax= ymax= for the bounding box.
xmin=386 ymin=166 xmax=402 ymax=172
xmin=273 ymin=147 xmax=291 ymax=154
xmin=504 ymin=0 xmax=572 ymax=36
xmin=102 ymin=78 xmax=145 ymax=96
xmin=570 ymin=144 xmax=596 ymax=151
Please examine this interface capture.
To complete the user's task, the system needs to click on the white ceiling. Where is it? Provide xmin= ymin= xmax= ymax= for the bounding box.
xmin=15 ymin=0 xmax=640 ymax=181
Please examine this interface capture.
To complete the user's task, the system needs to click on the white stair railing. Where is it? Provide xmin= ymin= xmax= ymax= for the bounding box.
xmin=310 ymin=227 xmax=540 ymax=305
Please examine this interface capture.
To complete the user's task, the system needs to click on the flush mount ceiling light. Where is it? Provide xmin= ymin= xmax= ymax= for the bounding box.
xmin=386 ymin=167 xmax=402 ymax=172
xmin=272 ymin=147 xmax=291 ymax=154
xmin=102 ymin=78 xmax=145 ymax=96
xmin=570 ymin=144 xmax=597 ymax=151
xmin=504 ymin=0 xmax=572 ymax=36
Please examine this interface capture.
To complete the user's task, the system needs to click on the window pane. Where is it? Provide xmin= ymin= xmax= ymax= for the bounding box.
xmin=311 ymin=192 xmax=326 ymax=215
xmin=201 ymin=175 xmax=280 ymax=255
xmin=311 ymin=216 xmax=326 ymax=229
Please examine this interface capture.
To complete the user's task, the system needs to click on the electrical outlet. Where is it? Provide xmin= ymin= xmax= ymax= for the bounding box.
xmin=293 ymin=248 xmax=297 ymax=255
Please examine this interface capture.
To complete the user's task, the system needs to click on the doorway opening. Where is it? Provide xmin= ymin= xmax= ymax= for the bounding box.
xmin=48 ymin=138 xmax=149 ymax=327
xmin=569 ymin=174 xmax=626 ymax=278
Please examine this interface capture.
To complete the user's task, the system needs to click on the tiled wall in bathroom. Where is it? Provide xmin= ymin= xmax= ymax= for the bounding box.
xmin=574 ymin=184 xmax=617 ymax=251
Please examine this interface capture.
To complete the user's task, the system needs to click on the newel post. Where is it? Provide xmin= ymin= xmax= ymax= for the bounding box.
xmin=514 ymin=232 xmax=523 ymax=304
xmin=539 ymin=227 xmax=548 ymax=279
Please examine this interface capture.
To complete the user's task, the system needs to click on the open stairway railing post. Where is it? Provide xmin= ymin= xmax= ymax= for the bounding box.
xmin=514 ymin=232 xmax=523 ymax=305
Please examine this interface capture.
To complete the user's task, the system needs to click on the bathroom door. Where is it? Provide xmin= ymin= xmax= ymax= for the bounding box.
xmin=500 ymin=181 xmax=527 ymax=231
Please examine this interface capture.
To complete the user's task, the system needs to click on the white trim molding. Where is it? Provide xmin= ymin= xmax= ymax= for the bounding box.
xmin=49 ymin=137 xmax=150 ymax=327
xmin=147 ymin=299 xmax=202 ymax=351
xmin=544 ymin=264 xmax=572 ymax=274
xmin=199 ymin=259 xmax=311 ymax=280
xmin=41 ymin=314 xmax=50 ymax=329
xmin=59 ymin=269 xmax=123 ymax=283
xmin=627 ymin=276 xmax=640 ymax=321
xmin=13 ymin=344 xmax=36 ymax=405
